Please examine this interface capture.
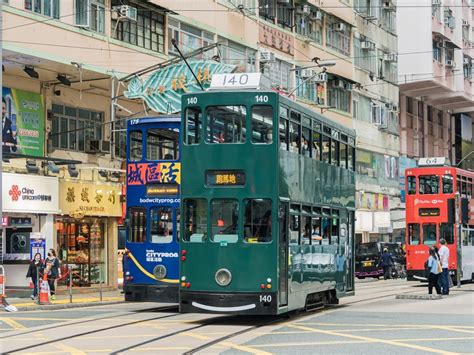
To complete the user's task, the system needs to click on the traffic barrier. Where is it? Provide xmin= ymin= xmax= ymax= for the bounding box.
xmin=39 ymin=273 xmax=51 ymax=305
xmin=0 ymin=265 xmax=18 ymax=312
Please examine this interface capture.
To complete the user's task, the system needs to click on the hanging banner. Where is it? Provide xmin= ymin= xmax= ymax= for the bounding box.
xmin=124 ymin=60 xmax=235 ymax=114
xmin=2 ymin=87 xmax=45 ymax=156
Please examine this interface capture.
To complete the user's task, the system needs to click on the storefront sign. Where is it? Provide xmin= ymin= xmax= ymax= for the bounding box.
xmin=259 ymin=24 xmax=294 ymax=55
xmin=127 ymin=162 xmax=181 ymax=186
xmin=124 ymin=60 xmax=234 ymax=114
xmin=2 ymin=87 xmax=45 ymax=156
xmin=2 ymin=173 xmax=58 ymax=213
xmin=59 ymin=182 xmax=122 ymax=217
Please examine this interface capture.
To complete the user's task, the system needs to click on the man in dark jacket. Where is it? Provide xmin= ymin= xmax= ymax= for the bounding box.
xmin=380 ymin=248 xmax=394 ymax=280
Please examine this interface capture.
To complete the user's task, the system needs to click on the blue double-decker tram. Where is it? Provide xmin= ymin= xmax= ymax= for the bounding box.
xmin=124 ymin=116 xmax=181 ymax=302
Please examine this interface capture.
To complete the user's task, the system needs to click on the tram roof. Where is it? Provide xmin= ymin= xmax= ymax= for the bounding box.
xmin=127 ymin=115 xmax=180 ymax=127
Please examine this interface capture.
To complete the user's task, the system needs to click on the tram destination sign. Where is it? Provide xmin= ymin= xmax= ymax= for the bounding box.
xmin=419 ymin=208 xmax=440 ymax=217
xmin=206 ymin=170 xmax=246 ymax=186
xmin=146 ymin=184 xmax=179 ymax=196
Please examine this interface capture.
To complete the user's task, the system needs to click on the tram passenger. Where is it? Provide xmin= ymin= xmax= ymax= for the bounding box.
xmin=380 ymin=248 xmax=394 ymax=280
xmin=427 ymin=247 xmax=442 ymax=295
xmin=302 ymin=138 xmax=310 ymax=157
xmin=301 ymin=224 xmax=311 ymax=244
xmin=438 ymin=238 xmax=450 ymax=295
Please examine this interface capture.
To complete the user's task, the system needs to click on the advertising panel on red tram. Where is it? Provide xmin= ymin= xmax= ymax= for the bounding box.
xmin=405 ymin=157 xmax=474 ymax=282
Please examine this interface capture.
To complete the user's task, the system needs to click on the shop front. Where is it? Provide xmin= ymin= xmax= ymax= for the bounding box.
xmin=57 ymin=181 xmax=122 ymax=288
xmin=1 ymin=173 xmax=59 ymax=287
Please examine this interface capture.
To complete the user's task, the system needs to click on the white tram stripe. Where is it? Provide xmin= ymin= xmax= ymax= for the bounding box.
xmin=192 ymin=302 xmax=256 ymax=312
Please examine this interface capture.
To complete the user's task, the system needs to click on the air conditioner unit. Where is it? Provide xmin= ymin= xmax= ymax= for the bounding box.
xmin=446 ymin=60 xmax=455 ymax=67
xmin=296 ymin=5 xmax=311 ymax=15
xmin=462 ymin=20 xmax=470 ymax=27
xmin=334 ymin=23 xmax=347 ymax=32
xmin=361 ymin=40 xmax=376 ymax=51
xmin=310 ymin=10 xmax=323 ymax=21
xmin=86 ymin=139 xmax=111 ymax=154
xmin=383 ymin=53 xmax=397 ymax=62
xmin=112 ymin=5 xmax=138 ymax=21
xmin=300 ymin=69 xmax=314 ymax=78
xmin=260 ymin=51 xmax=275 ymax=63
xmin=314 ymin=72 xmax=328 ymax=83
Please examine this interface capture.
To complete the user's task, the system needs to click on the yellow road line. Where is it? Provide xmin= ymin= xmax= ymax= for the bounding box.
xmin=220 ymin=341 xmax=272 ymax=355
xmin=130 ymin=347 xmax=191 ymax=351
xmin=182 ymin=332 xmax=212 ymax=340
xmin=289 ymin=324 xmax=459 ymax=355
xmin=52 ymin=344 xmax=87 ymax=355
xmin=1 ymin=317 xmax=26 ymax=329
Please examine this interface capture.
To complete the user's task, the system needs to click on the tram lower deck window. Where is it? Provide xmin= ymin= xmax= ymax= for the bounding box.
xmin=439 ymin=223 xmax=454 ymax=244
xmin=184 ymin=199 xmax=207 ymax=242
xmin=244 ymin=199 xmax=272 ymax=243
xmin=128 ymin=207 xmax=146 ymax=243
xmin=407 ymin=223 xmax=420 ymax=245
xmin=211 ymin=199 xmax=239 ymax=243
xmin=150 ymin=207 xmax=173 ymax=243
xmin=422 ymin=224 xmax=437 ymax=246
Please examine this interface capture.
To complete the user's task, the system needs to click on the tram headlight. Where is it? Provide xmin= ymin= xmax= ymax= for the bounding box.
xmin=215 ymin=268 xmax=232 ymax=287
xmin=153 ymin=265 xmax=167 ymax=280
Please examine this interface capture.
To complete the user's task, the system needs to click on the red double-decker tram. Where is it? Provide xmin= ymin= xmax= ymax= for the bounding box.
xmin=405 ymin=158 xmax=474 ymax=282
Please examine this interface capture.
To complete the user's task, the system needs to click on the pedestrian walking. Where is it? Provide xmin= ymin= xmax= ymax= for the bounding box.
xmin=427 ymin=248 xmax=442 ymax=295
xmin=44 ymin=249 xmax=61 ymax=300
xmin=26 ymin=253 xmax=43 ymax=300
xmin=380 ymin=248 xmax=394 ymax=280
xmin=438 ymin=238 xmax=450 ymax=295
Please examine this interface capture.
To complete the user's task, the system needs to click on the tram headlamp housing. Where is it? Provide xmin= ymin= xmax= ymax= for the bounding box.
xmin=153 ymin=265 xmax=167 ymax=279
xmin=215 ymin=268 xmax=232 ymax=287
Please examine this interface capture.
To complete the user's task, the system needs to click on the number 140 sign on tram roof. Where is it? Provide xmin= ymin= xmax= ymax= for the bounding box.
xmin=210 ymin=73 xmax=263 ymax=90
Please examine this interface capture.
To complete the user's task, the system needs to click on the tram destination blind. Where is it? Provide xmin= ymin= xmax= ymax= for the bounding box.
xmin=419 ymin=208 xmax=440 ymax=217
xmin=206 ymin=170 xmax=246 ymax=186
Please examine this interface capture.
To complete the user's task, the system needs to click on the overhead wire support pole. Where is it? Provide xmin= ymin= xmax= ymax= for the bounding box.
xmin=170 ymin=39 xmax=204 ymax=91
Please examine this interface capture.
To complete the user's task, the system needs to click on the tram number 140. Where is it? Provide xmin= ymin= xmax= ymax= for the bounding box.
xmin=259 ymin=294 xmax=272 ymax=303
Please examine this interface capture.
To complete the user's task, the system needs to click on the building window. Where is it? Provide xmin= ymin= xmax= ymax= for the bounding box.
xmin=326 ymin=16 xmax=351 ymax=56
xmin=354 ymin=34 xmax=377 ymax=73
xmin=327 ymin=79 xmax=351 ymax=113
xmin=295 ymin=71 xmax=325 ymax=105
xmin=114 ymin=118 xmax=126 ymax=159
xmin=25 ymin=0 xmax=59 ymax=19
xmin=112 ymin=0 xmax=165 ymax=53
xmin=276 ymin=1 xmax=293 ymax=29
xmin=51 ymin=104 xmax=103 ymax=152
xmin=259 ymin=0 xmax=276 ymax=22
xmin=432 ymin=40 xmax=442 ymax=62
xmin=75 ymin=0 xmax=105 ymax=33
xmin=295 ymin=8 xmax=324 ymax=45
xmin=169 ymin=19 xmax=214 ymax=57
xmin=262 ymin=58 xmax=292 ymax=91
xmin=218 ymin=37 xmax=257 ymax=72
xmin=463 ymin=56 xmax=473 ymax=79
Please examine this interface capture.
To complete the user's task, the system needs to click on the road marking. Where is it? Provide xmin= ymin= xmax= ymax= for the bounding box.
xmin=288 ymin=324 xmax=459 ymax=355
xmin=220 ymin=341 xmax=272 ymax=355
xmin=182 ymin=332 xmax=212 ymax=340
xmin=0 ymin=317 xmax=67 ymax=321
xmin=297 ymin=322 xmax=473 ymax=329
xmin=11 ymin=297 xmax=123 ymax=307
xmin=1 ymin=317 xmax=26 ymax=329
xmin=428 ymin=326 xmax=474 ymax=334
xmin=130 ymin=347 xmax=191 ymax=351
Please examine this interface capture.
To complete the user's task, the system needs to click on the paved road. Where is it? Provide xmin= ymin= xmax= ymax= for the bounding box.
xmin=0 ymin=280 xmax=472 ymax=354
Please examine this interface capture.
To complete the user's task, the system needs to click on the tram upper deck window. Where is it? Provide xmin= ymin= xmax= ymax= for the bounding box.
xmin=211 ymin=199 xmax=239 ymax=243
xmin=150 ymin=207 xmax=173 ymax=243
xmin=407 ymin=223 xmax=420 ymax=245
xmin=407 ymin=176 xmax=416 ymax=195
xmin=289 ymin=214 xmax=300 ymax=245
xmin=340 ymin=142 xmax=348 ymax=169
xmin=312 ymin=131 xmax=322 ymax=160
xmin=302 ymin=127 xmax=311 ymax=157
xmin=184 ymin=199 xmax=207 ymax=242
xmin=419 ymin=175 xmax=439 ymax=194
xmin=301 ymin=215 xmax=312 ymax=245
xmin=312 ymin=215 xmax=322 ymax=244
xmin=423 ymin=223 xmax=437 ymax=246
xmin=322 ymin=135 xmax=330 ymax=164
xmin=185 ymin=107 xmax=202 ymax=144
xmin=129 ymin=131 xmax=143 ymax=161
xmin=331 ymin=132 xmax=339 ymax=166
xmin=279 ymin=118 xmax=288 ymax=150
xmin=348 ymin=146 xmax=355 ymax=171
xmin=128 ymin=207 xmax=146 ymax=243
xmin=147 ymin=128 xmax=179 ymax=161
xmin=251 ymin=106 xmax=273 ymax=144
xmin=439 ymin=223 xmax=454 ymax=244
xmin=289 ymin=122 xmax=301 ymax=154
xmin=442 ymin=175 xmax=453 ymax=194
xmin=206 ymin=106 xmax=246 ymax=143
xmin=244 ymin=199 xmax=272 ymax=243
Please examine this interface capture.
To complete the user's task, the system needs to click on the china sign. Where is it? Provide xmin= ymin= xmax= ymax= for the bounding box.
xmin=124 ymin=60 xmax=235 ymax=114
xmin=2 ymin=87 xmax=45 ymax=156
xmin=59 ymin=182 xmax=122 ymax=217
xmin=2 ymin=173 xmax=58 ymax=213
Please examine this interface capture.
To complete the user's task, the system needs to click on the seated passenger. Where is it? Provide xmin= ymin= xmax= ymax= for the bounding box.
xmin=164 ymin=153 xmax=174 ymax=160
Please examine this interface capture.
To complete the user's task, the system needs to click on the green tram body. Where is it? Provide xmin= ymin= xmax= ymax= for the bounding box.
xmin=179 ymin=90 xmax=356 ymax=315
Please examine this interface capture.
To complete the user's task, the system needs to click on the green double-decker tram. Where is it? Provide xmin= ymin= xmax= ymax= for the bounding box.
xmin=179 ymin=86 xmax=356 ymax=315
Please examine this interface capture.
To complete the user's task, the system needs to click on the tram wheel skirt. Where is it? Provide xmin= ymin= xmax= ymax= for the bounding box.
xmin=124 ymin=284 xmax=178 ymax=303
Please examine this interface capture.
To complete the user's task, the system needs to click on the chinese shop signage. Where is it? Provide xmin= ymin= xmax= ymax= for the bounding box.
xmin=127 ymin=162 xmax=181 ymax=186
xmin=2 ymin=173 xmax=58 ymax=213
xmin=259 ymin=24 xmax=294 ymax=55
xmin=59 ymin=182 xmax=122 ymax=217
xmin=124 ymin=60 xmax=235 ymax=114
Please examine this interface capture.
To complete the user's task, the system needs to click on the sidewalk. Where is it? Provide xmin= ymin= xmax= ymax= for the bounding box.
xmin=4 ymin=289 xmax=125 ymax=311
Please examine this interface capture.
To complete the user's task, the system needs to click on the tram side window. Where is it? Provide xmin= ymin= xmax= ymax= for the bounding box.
xmin=312 ymin=216 xmax=322 ymax=244
xmin=407 ymin=176 xmax=416 ymax=195
xmin=147 ymin=128 xmax=179 ymax=160
xmin=244 ymin=199 xmax=272 ymax=243
xmin=331 ymin=218 xmax=340 ymax=245
xmin=321 ymin=216 xmax=331 ymax=245
xmin=322 ymin=135 xmax=330 ymax=164
xmin=461 ymin=181 xmax=467 ymax=197
xmin=206 ymin=106 xmax=247 ymax=143
xmin=419 ymin=175 xmax=439 ymax=194
xmin=331 ymin=139 xmax=339 ymax=166
xmin=184 ymin=199 xmax=207 ymax=242
xmin=407 ymin=223 xmax=420 ymax=245
xmin=348 ymin=146 xmax=355 ymax=171
xmin=128 ymin=207 xmax=146 ymax=243
xmin=302 ymin=127 xmax=311 ymax=157
xmin=289 ymin=122 xmax=301 ymax=154
xmin=129 ymin=131 xmax=143 ymax=162
xmin=211 ymin=199 xmax=238 ymax=243
xmin=185 ymin=107 xmax=202 ymax=145
xmin=340 ymin=143 xmax=348 ymax=169
xmin=422 ymin=223 xmax=437 ymax=246
xmin=251 ymin=106 xmax=273 ymax=144
xmin=279 ymin=118 xmax=289 ymax=150
xmin=442 ymin=175 xmax=453 ymax=194
xmin=289 ymin=214 xmax=300 ymax=245
xmin=150 ymin=207 xmax=173 ymax=243
xmin=301 ymin=215 xmax=312 ymax=244
xmin=312 ymin=131 xmax=321 ymax=160
xmin=439 ymin=223 xmax=454 ymax=244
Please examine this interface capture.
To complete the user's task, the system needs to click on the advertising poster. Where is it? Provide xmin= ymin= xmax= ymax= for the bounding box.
xmin=2 ymin=87 xmax=45 ymax=156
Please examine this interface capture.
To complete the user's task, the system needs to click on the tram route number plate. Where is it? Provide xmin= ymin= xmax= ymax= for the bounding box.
xmin=210 ymin=73 xmax=262 ymax=90
xmin=362 ymin=261 xmax=373 ymax=267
